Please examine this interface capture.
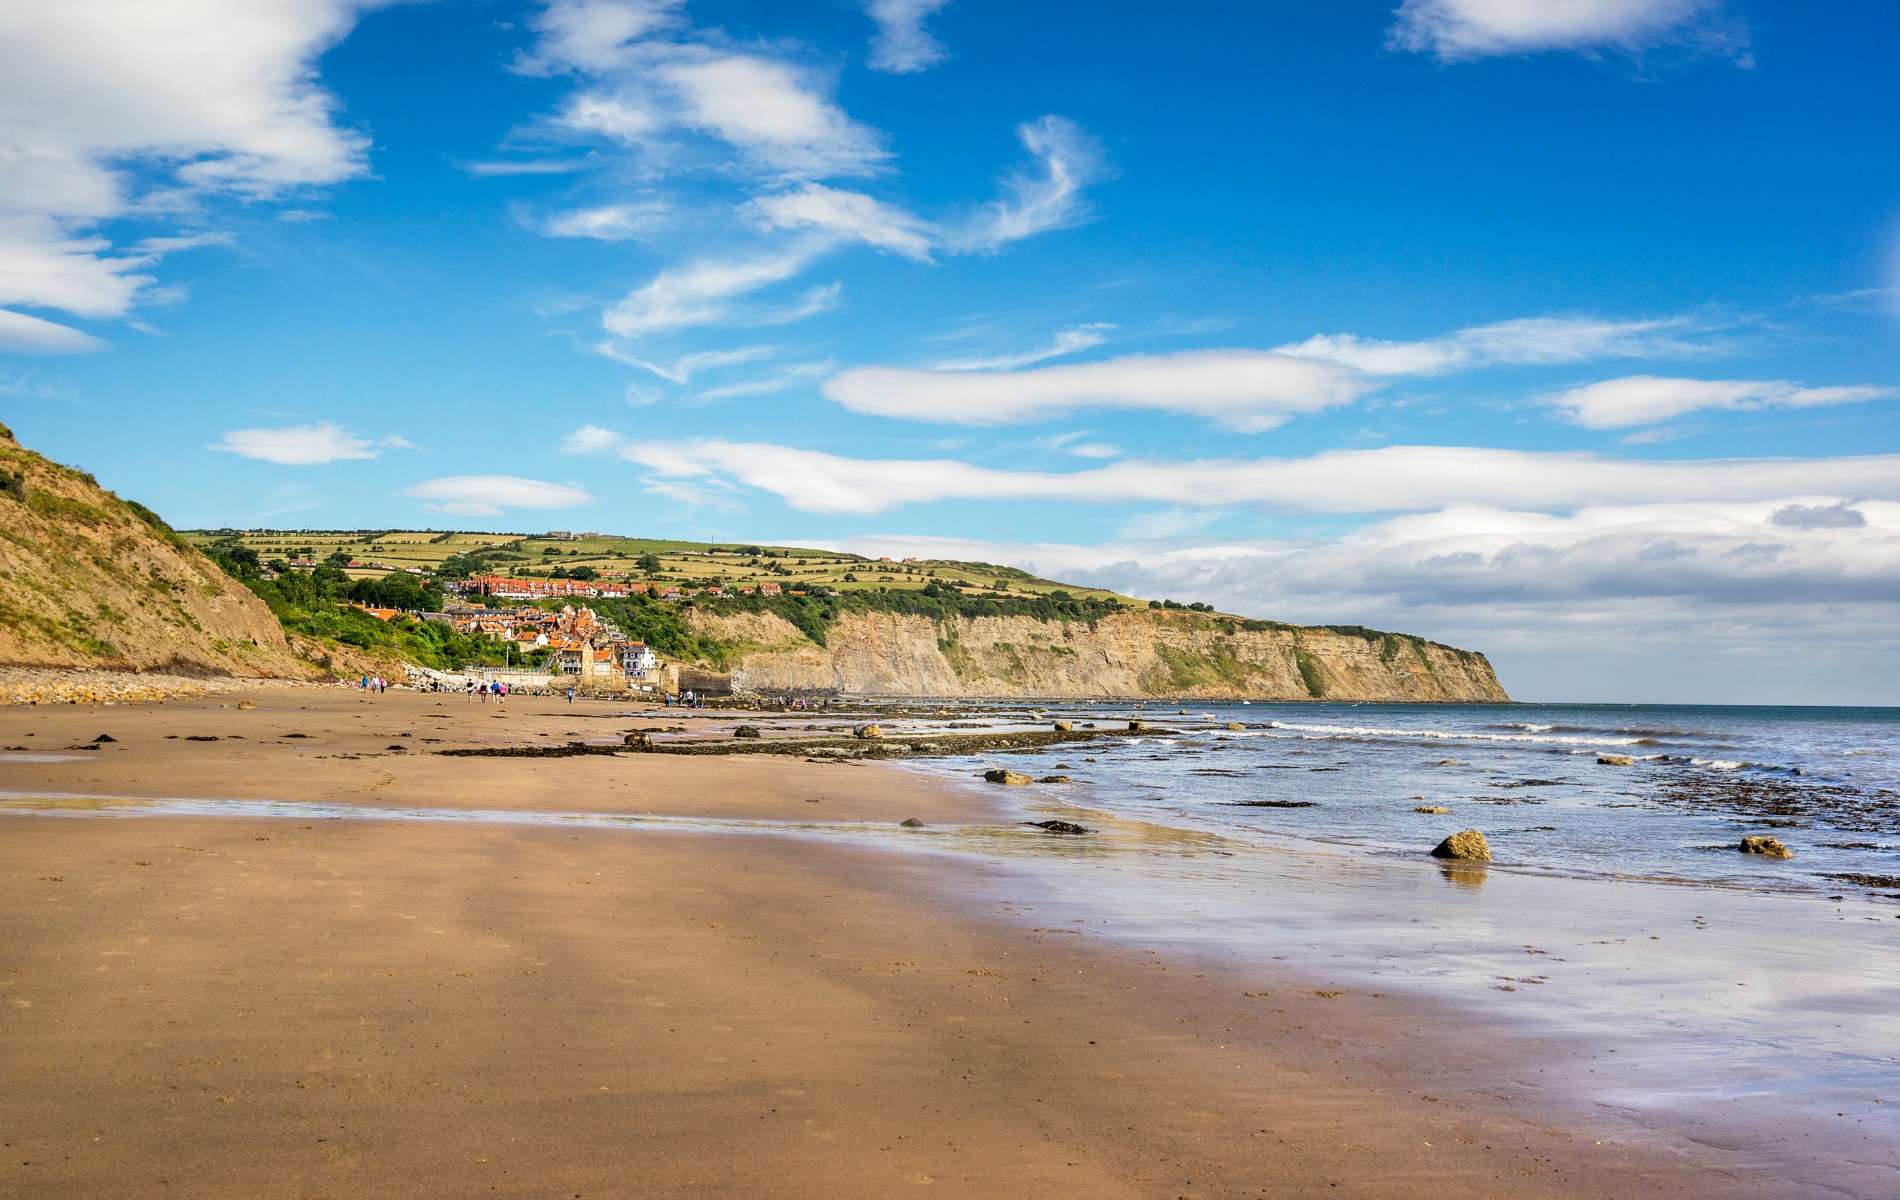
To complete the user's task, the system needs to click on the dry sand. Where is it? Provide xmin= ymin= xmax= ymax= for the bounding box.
xmin=1 ymin=686 xmax=1780 ymax=1197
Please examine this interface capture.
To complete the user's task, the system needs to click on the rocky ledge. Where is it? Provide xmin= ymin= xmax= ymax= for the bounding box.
xmin=0 ymin=666 xmax=248 ymax=707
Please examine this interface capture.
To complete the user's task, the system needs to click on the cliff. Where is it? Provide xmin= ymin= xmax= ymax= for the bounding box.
xmin=683 ymin=607 xmax=1508 ymax=702
xmin=0 ymin=425 xmax=313 ymax=677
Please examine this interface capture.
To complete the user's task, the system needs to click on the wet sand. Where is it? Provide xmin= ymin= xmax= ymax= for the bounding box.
xmin=0 ymin=687 xmax=1811 ymax=1197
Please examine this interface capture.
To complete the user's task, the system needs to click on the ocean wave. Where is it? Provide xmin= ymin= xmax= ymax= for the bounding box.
xmin=1260 ymin=721 xmax=1646 ymax=748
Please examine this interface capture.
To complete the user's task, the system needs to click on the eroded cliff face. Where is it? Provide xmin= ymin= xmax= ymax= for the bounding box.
xmin=0 ymin=425 xmax=312 ymax=677
xmin=685 ymin=607 xmax=1508 ymax=701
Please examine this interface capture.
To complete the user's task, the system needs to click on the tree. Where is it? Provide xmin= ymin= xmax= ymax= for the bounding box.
xmin=636 ymin=553 xmax=663 ymax=574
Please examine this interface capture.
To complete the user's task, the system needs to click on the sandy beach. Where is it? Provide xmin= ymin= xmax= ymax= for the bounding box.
xmin=0 ymin=686 xmax=1838 ymax=1198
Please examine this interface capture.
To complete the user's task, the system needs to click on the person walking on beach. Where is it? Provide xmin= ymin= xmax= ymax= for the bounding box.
xmin=566 ymin=686 xmax=575 ymax=705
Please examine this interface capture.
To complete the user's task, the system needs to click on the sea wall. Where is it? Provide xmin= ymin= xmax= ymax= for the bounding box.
xmin=685 ymin=608 xmax=1508 ymax=701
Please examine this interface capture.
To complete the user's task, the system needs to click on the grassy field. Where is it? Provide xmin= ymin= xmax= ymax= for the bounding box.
xmin=181 ymin=529 xmax=1144 ymax=605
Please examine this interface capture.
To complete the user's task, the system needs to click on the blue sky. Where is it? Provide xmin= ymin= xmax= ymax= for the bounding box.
xmin=3 ymin=0 xmax=1898 ymax=704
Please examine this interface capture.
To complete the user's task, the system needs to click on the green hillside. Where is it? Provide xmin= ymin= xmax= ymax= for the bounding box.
xmin=181 ymin=528 xmax=1144 ymax=606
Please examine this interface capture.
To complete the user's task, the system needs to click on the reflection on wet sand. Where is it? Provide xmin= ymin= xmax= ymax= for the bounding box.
xmin=1437 ymin=861 xmax=1489 ymax=890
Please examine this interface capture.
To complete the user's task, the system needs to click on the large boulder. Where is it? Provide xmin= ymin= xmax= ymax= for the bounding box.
xmin=1597 ymin=754 xmax=1634 ymax=766
xmin=853 ymin=724 xmax=884 ymax=740
xmin=732 ymin=724 xmax=762 ymax=739
xmin=1052 ymin=720 xmax=1074 ymax=732
xmin=1414 ymin=805 xmax=1451 ymax=815
xmin=1225 ymin=722 xmax=1246 ymax=731
xmin=983 ymin=768 xmax=1034 ymax=786
xmin=1430 ymin=829 xmax=1491 ymax=861
xmin=1739 ymin=835 xmax=1794 ymax=859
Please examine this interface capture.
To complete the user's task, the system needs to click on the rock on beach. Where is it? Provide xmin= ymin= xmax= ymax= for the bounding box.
xmin=1430 ymin=830 xmax=1491 ymax=861
xmin=1739 ymin=835 xmax=1794 ymax=859
xmin=983 ymin=768 xmax=1034 ymax=786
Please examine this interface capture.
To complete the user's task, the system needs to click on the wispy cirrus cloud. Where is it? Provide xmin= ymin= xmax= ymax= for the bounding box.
xmin=825 ymin=348 xmax=1370 ymax=432
xmin=403 ymin=474 xmax=594 ymax=517
xmin=1548 ymin=376 xmax=1896 ymax=429
xmin=601 ymin=243 xmax=837 ymax=336
xmin=0 ymin=307 xmax=107 ymax=354
xmin=929 ymin=323 xmax=1115 ymax=371
xmin=1389 ymin=0 xmax=1746 ymax=62
xmin=541 ymin=200 xmax=669 ymax=240
xmin=1277 ymin=314 xmax=1725 ymax=376
xmin=567 ymin=435 xmax=1900 ymax=518
xmin=515 ymin=3 xmax=1108 ymax=352
xmin=743 ymin=183 xmax=936 ymax=262
xmin=823 ymin=311 xmax=1766 ymax=434
xmin=607 ymin=343 xmax=780 ymax=383
xmin=865 ymin=0 xmax=953 ymax=74
xmin=693 ymin=359 xmax=834 ymax=401
xmin=529 ymin=1 xmax=886 ymax=181
xmin=949 ymin=116 xmax=1111 ymax=253
xmin=209 ymin=422 xmax=413 ymax=466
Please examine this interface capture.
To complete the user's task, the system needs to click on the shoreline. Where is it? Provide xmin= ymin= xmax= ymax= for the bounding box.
xmin=1 ymin=683 xmax=1888 ymax=1197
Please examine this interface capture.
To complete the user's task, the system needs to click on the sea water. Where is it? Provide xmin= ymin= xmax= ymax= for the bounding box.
xmin=950 ymin=700 xmax=1900 ymax=896
xmin=893 ymin=700 xmax=1900 ymax=1194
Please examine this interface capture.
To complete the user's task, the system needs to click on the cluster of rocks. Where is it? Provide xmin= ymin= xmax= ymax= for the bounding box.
xmin=0 ymin=666 xmax=241 ymax=707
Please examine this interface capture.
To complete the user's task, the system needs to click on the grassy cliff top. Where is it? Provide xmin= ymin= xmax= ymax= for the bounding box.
xmin=181 ymin=528 xmax=1139 ymax=604
xmin=181 ymin=526 xmax=1480 ymax=658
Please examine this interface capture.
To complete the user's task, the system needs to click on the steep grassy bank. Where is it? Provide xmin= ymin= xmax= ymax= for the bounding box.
xmin=0 ymin=425 xmax=312 ymax=677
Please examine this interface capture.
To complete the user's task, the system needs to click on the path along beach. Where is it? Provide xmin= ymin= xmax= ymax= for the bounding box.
xmin=1 ymin=685 xmax=1893 ymax=1198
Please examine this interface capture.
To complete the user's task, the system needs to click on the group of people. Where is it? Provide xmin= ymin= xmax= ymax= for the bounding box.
xmin=357 ymin=675 xmax=392 ymax=694
xmin=467 ymin=679 xmax=509 ymax=702
xmin=664 ymin=690 xmax=706 ymax=709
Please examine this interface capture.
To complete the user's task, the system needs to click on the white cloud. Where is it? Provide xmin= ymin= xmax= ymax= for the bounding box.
xmin=658 ymin=54 xmax=887 ymax=178
xmin=744 ymin=184 xmax=935 ymax=261
xmin=527 ymin=0 xmax=685 ymax=74
xmin=602 ymin=243 xmax=834 ymax=336
xmin=0 ymin=308 xmax=106 ymax=354
xmin=548 ymin=42 xmax=886 ymax=181
xmin=1277 ymin=315 xmax=1718 ymax=376
xmin=825 ymin=348 xmax=1372 ymax=432
xmin=866 ymin=0 xmax=952 ymax=74
xmin=951 ymin=116 xmax=1110 ymax=252
xmin=827 ymin=311 xmax=1728 ymax=434
xmin=404 ymin=475 xmax=595 ymax=515
xmin=576 ymin=437 xmax=1900 ymax=517
xmin=694 ymin=359 xmax=835 ymax=401
xmin=1389 ymin=0 xmax=1742 ymax=61
xmin=209 ymin=422 xmax=411 ymax=466
xmin=562 ymin=425 xmax=626 ymax=455
xmin=1549 ymin=376 xmax=1896 ymax=429
xmin=542 ymin=201 xmax=669 ymax=240
xmin=460 ymin=156 xmax=597 ymax=177
xmin=610 ymin=343 xmax=780 ymax=383
xmin=0 ymin=0 xmax=378 ymax=325
xmin=930 ymin=323 xmax=1114 ymax=370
